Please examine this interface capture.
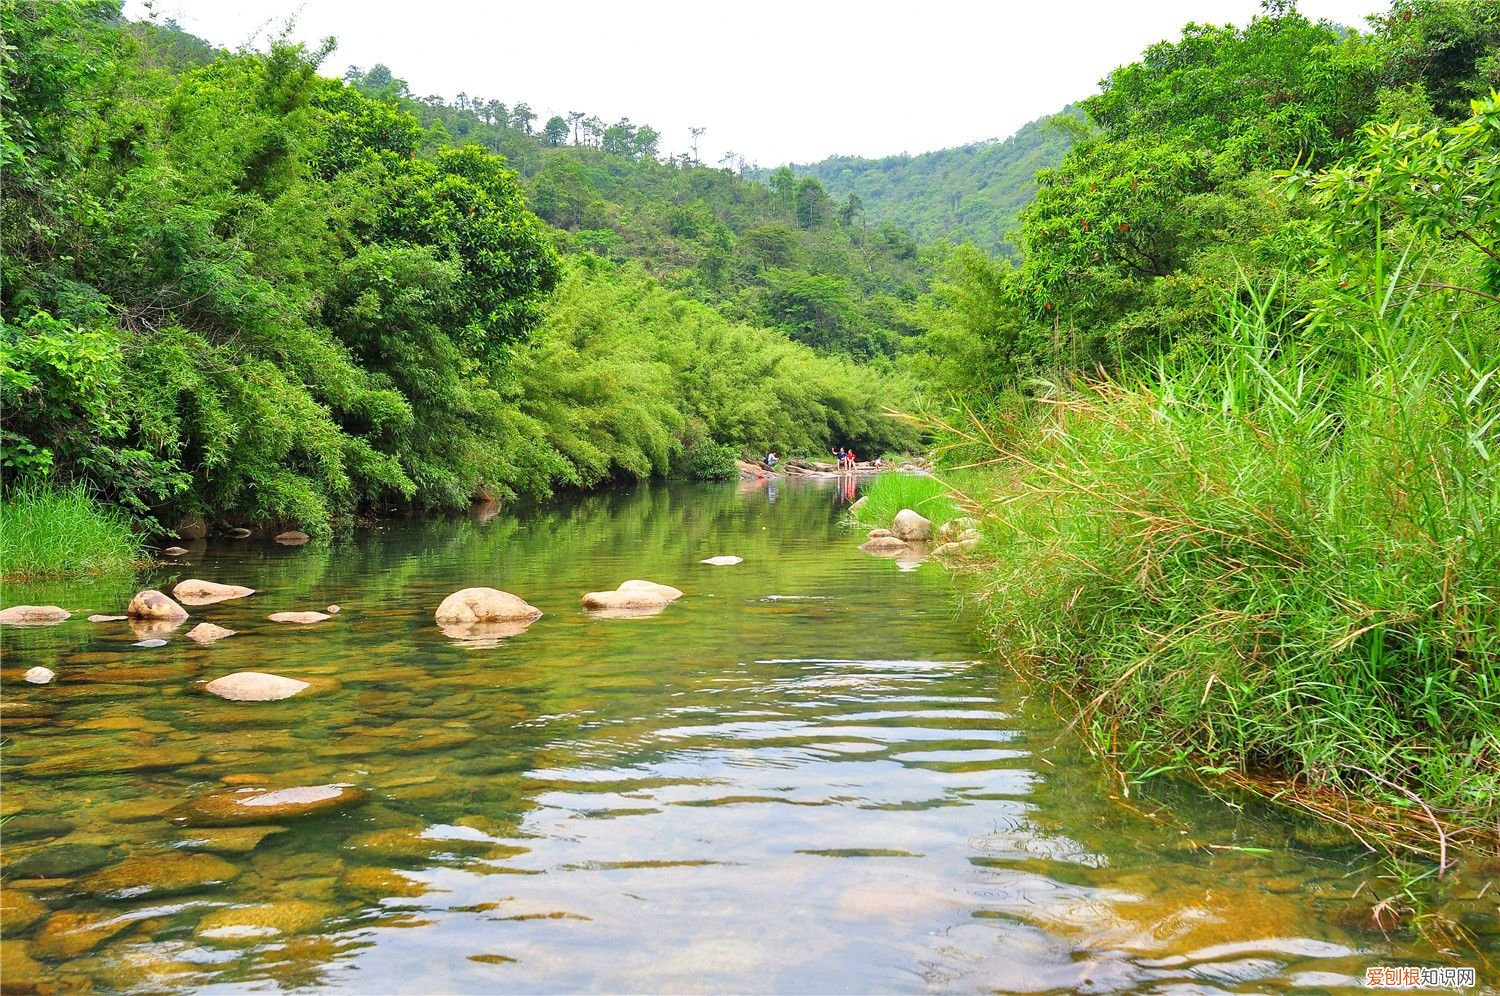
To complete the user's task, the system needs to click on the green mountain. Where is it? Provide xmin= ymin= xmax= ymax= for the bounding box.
xmin=785 ymin=111 xmax=1079 ymax=258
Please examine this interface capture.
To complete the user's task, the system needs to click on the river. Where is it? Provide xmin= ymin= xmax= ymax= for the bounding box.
xmin=2 ymin=480 xmax=1494 ymax=992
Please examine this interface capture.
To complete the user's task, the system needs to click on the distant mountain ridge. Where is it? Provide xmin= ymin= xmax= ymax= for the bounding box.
xmin=784 ymin=109 xmax=1080 ymax=258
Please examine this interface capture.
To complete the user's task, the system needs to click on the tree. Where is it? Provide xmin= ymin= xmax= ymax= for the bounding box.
xmin=510 ymin=102 xmax=536 ymax=134
xmin=689 ymin=125 xmax=706 ymax=163
xmin=543 ymin=115 xmax=568 ymax=146
xmin=567 ymin=110 xmax=585 ymax=145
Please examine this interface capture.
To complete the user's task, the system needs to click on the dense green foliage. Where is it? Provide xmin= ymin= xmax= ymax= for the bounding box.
xmin=0 ymin=483 xmax=143 ymax=578
xmin=903 ymin=1 xmax=1500 ymax=847
xmin=786 ymin=111 xmax=1079 ymax=259
xmin=0 ymin=1 xmax=917 ymax=539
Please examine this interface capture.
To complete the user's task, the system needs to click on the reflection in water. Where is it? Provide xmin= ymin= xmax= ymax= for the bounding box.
xmin=1 ymin=482 xmax=1491 ymax=993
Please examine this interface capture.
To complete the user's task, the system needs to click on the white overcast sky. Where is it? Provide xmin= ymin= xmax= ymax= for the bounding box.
xmin=123 ymin=0 xmax=1386 ymax=167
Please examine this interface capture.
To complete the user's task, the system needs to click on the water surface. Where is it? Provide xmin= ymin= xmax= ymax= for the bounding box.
xmin=2 ymin=481 xmax=1494 ymax=992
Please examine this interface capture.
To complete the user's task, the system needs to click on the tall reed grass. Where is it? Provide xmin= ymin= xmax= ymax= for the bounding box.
xmin=944 ymin=276 xmax=1500 ymax=857
xmin=0 ymin=484 xmax=143 ymax=579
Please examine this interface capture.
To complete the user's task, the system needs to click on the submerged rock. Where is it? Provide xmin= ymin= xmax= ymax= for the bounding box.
xmin=326 ymin=604 xmax=341 ymax=613
xmin=0 ymin=890 xmax=47 ymax=933
xmin=127 ymin=590 xmax=189 ymax=622
xmin=175 ymin=824 xmax=287 ymax=854
xmin=859 ymin=535 xmax=910 ymax=555
xmin=227 ymin=527 xmax=253 ymax=539
xmin=87 ymin=614 xmax=128 ymax=622
xmin=132 ymin=638 xmax=168 ymax=648
xmin=80 ymin=851 xmax=240 ymax=902
xmin=205 ymin=671 xmax=310 ymax=702
xmin=172 ymin=784 xmax=368 ymax=826
xmin=24 ymin=666 xmax=55 ymax=684
xmin=891 ymin=509 xmax=933 ymax=542
xmin=21 ymin=743 xmax=201 ymax=778
xmin=8 ymin=843 xmax=113 ymax=878
xmin=700 ymin=555 xmax=743 ymax=566
xmin=194 ymin=901 xmax=331 ymax=946
xmin=275 ymin=530 xmax=310 ymax=545
xmin=33 ymin=910 xmax=135 ymax=959
xmin=267 ymin=611 xmax=331 ymax=624
xmin=173 ymin=579 xmax=256 ymax=605
xmin=435 ymin=587 xmax=542 ymax=624
xmin=186 ymin=622 xmax=236 ymax=643
xmin=0 ymin=605 xmax=70 ymax=626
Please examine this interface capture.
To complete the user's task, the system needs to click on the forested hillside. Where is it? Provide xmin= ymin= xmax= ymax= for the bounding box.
xmin=0 ymin=1 xmax=920 ymax=542
xmin=785 ymin=111 xmax=1078 ymax=258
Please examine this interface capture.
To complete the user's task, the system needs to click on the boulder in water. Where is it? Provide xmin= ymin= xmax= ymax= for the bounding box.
xmin=176 ymin=517 xmax=208 ymax=541
xmin=23 ymin=666 xmax=56 ymax=683
xmin=435 ymin=587 xmax=541 ymax=624
xmin=0 ymin=605 xmax=70 ymax=626
xmin=227 ymin=527 xmax=253 ymax=539
xmin=87 ymin=614 xmax=128 ymax=623
xmin=849 ymin=496 xmax=868 ymax=512
xmin=618 ymin=579 xmax=684 ymax=601
xmin=866 ymin=528 xmax=893 ymax=539
xmin=891 ymin=509 xmax=933 ymax=542
xmin=172 ymin=579 xmax=255 ymax=605
xmin=127 ymin=590 xmax=189 ymax=622
xmin=700 ymin=555 xmax=743 ymax=566
xmin=267 ymin=611 xmax=331 ymax=624
xmin=162 ymin=546 xmax=190 ymax=557
xmin=938 ymin=516 xmax=980 ymax=542
xmin=205 ymin=672 xmax=309 ymax=702
xmin=274 ymin=530 xmax=310 ymax=545
xmin=582 ymin=589 xmax=669 ymax=612
xmin=185 ymin=622 xmax=236 ymax=643
xmin=171 ymin=784 xmax=368 ymax=826
xmin=859 ymin=535 xmax=910 ymax=555
xmin=325 ymin=604 xmax=341 ymax=613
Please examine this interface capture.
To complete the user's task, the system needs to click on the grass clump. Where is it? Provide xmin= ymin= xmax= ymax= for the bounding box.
xmin=0 ymin=484 xmax=143 ymax=580
xmin=944 ymin=279 xmax=1500 ymax=859
xmin=851 ymin=471 xmax=960 ymax=530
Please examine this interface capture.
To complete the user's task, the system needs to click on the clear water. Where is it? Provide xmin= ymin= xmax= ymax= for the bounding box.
xmin=2 ymin=481 xmax=1494 ymax=993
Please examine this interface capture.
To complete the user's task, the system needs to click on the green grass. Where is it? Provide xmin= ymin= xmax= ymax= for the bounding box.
xmin=946 ymin=276 xmax=1500 ymax=857
xmin=0 ymin=484 xmax=143 ymax=580
xmin=850 ymin=471 xmax=960 ymax=530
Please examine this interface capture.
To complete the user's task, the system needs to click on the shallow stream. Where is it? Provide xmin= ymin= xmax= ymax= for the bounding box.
xmin=2 ymin=481 xmax=1495 ymax=992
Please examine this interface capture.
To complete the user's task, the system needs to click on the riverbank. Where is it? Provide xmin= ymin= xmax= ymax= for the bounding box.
xmin=851 ymin=299 xmax=1500 ymax=866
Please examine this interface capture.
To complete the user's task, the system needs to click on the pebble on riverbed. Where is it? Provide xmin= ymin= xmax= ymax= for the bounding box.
xmin=24 ymin=666 xmax=56 ymax=684
xmin=700 ymin=556 xmax=743 ymax=566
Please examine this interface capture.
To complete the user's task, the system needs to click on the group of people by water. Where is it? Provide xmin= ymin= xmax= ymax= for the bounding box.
xmin=761 ymin=448 xmax=883 ymax=473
